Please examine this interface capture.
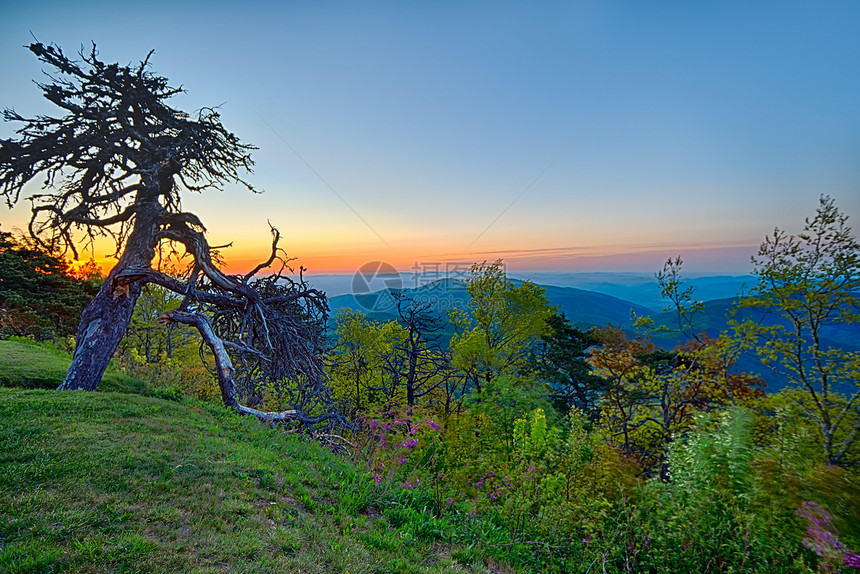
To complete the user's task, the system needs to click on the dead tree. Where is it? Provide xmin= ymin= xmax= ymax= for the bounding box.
xmin=391 ymin=291 xmax=451 ymax=407
xmin=0 ymin=42 xmax=337 ymax=426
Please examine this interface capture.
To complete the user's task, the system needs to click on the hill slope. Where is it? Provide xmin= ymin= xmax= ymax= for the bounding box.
xmin=0 ymin=339 xmax=145 ymax=393
xmin=0 ymin=389 xmax=481 ymax=574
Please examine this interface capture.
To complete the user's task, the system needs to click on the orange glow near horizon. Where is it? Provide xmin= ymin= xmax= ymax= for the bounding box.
xmin=11 ymin=223 xmax=758 ymax=278
xmin=216 ymin=238 xmax=760 ymax=276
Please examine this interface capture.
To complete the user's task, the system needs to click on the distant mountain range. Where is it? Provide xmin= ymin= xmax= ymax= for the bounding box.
xmin=509 ymin=272 xmax=757 ymax=311
xmin=307 ymin=271 xmax=756 ymax=313
xmin=320 ymin=273 xmax=859 ymax=394
xmin=327 ymin=278 xmax=653 ymax=329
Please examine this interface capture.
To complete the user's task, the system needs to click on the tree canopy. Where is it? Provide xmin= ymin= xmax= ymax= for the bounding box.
xmin=741 ymin=195 xmax=860 ymax=464
xmin=1 ymin=43 xmax=334 ymax=427
xmin=0 ymin=226 xmax=101 ymax=339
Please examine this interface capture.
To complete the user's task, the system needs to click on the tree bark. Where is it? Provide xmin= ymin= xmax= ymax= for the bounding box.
xmin=58 ymin=199 xmax=161 ymax=391
xmin=158 ymin=310 xmax=297 ymax=423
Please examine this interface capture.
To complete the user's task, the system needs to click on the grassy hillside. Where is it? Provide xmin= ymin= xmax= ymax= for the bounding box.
xmin=0 ymin=387 xmax=491 ymax=573
xmin=0 ymin=339 xmax=145 ymax=393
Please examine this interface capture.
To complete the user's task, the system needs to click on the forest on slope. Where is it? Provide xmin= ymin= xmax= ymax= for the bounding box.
xmin=1 ymin=41 xmax=858 ymax=573
xmin=2 ymin=198 xmax=860 ymax=572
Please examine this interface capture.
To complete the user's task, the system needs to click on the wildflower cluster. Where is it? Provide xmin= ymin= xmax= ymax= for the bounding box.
xmin=362 ymin=406 xmax=442 ymax=488
xmin=796 ymin=501 xmax=860 ymax=572
xmin=472 ymin=470 xmax=514 ymax=502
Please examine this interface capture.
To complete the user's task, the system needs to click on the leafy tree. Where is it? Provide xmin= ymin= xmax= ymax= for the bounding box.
xmin=121 ymin=283 xmax=191 ymax=364
xmin=0 ymin=226 xmax=100 ymax=339
xmin=110 ymin=281 xmax=220 ymax=400
xmin=449 ymin=260 xmax=555 ymax=394
xmin=1 ymin=43 xmax=330 ymax=424
xmin=330 ymin=309 xmax=405 ymax=413
xmin=741 ymin=195 xmax=860 ymax=465
xmin=329 ymin=295 xmax=455 ymax=415
xmin=654 ymin=255 xmax=705 ymax=342
xmin=532 ymin=312 xmax=606 ymax=419
xmin=624 ymin=258 xmax=767 ymax=476
xmin=652 ymin=257 xmax=766 ymax=406
xmin=588 ymin=326 xmax=659 ymax=463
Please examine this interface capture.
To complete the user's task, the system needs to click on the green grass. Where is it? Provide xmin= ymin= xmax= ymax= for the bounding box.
xmin=0 ymin=339 xmax=145 ymax=394
xmin=0 ymin=388 xmax=496 ymax=573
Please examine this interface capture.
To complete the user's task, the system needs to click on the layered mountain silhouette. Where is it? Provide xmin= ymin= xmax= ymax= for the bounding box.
xmin=322 ymin=276 xmax=859 ymax=394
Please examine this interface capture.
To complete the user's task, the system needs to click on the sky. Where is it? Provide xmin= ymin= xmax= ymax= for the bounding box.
xmin=1 ymin=1 xmax=859 ymax=277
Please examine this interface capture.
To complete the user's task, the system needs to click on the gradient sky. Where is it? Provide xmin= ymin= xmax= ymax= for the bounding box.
xmin=1 ymin=1 xmax=859 ymax=276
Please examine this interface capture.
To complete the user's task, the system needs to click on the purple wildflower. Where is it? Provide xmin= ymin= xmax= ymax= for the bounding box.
xmin=426 ymin=420 xmax=441 ymax=430
xmin=797 ymin=501 xmax=855 ymax=568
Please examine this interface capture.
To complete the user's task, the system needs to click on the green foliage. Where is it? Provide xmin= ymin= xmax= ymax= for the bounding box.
xmin=330 ymin=308 xmax=407 ymax=413
xmin=449 ymin=260 xmax=556 ymax=394
xmin=0 ymin=388 xmax=478 ymax=573
xmin=112 ymin=283 xmax=221 ymax=401
xmin=668 ymin=408 xmax=754 ymax=506
xmin=740 ymin=195 xmax=860 ymax=465
xmin=0 ymin=227 xmax=101 ymax=340
xmin=581 ymin=408 xmax=809 ymax=573
xmin=0 ymin=338 xmax=145 ymax=393
xmin=590 ymin=258 xmax=769 ymax=474
xmin=319 ymin=247 xmax=860 ymax=572
xmin=532 ymin=313 xmax=606 ymax=418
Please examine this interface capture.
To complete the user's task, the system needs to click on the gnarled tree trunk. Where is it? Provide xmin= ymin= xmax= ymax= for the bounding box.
xmin=59 ymin=199 xmax=161 ymax=390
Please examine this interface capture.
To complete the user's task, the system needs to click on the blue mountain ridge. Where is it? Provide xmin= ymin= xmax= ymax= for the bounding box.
xmin=327 ymin=278 xmax=653 ymax=328
xmin=324 ymin=278 xmax=859 ymax=394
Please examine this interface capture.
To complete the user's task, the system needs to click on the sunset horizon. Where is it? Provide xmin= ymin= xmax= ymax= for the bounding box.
xmin=2 ymin=2 xmax=858 ymax=282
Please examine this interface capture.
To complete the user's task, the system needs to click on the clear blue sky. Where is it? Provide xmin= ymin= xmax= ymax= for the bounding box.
xmin=1 ymin=1 xmax=858 ymax=275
